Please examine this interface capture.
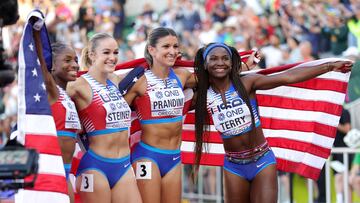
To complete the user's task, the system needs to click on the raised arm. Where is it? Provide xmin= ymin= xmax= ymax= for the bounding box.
xmin=248 ymin=59 xmax=353 ymax=91
xmin=241 ymin=50 xmax=261 ymax=71
xmin=33 ymin=29 xmax=58 ymax=104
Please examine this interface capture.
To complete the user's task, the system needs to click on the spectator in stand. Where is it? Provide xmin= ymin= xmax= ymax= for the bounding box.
xmin=342 ymin=46 xmax=360 ymax=102
xmin=299 ymin=15 xmax=322 ymax=59
xmin=261 ymin=34 xmax=284 ymax=68
xmin=77 ymin=0 xmax=95 ymax=41
xmin=347 ymin=5 xmax=360 ymax=51
xmin=299 ymin=41 xmax=316 ymax=61
xmin=326 ymin=14 xmax=349 ymax=56
xmin=198 ymin=20 xmax=217 ymax=46
xmin=176 ymin=0 xmax=201 ymax=32
xmin=284 ymin=36 xmax=302 ymax=64
xmin=211 ymin=0 xmax=228 ymax=23
xmin=111 ymin=1 xmax=126 ymax=41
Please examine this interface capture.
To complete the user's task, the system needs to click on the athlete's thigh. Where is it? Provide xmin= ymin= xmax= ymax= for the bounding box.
xmin=223 ymin=169 xmax=250 ymax=203
xmin=161 ymin=163 xmax=182 ymax=203
xmin=250 ymin=164 xmax=278 ymax=203
xmin=75 ymin=170 xmax=111 ymax=203
xmin=111 ymin=167 xmax=142 ymax=203
xmin=67 ymin=180 xmax=75 ymax=203
xmin=132 ymin=159 xmax=161 ymax=203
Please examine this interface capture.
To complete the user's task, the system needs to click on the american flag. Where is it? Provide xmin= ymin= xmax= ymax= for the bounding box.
xmin=180 ymin=59 xmax=351 ymax=180
xmin=112 ymin=57 xmax=351 ymax=181
xmin=16 ymin=10 xmax=69 ymax=203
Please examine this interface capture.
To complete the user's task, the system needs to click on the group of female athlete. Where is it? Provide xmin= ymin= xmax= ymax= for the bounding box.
xmin=33 ymin=25 xmax=352 ymax=203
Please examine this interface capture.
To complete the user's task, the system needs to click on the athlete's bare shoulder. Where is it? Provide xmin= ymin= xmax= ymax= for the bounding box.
xmin=67 ymin=77 xmax=89 ymax=99
xmin=173 ymin=67 xmax=195 ymax=88
xmin=173 ymin=67 xmax=191 ymax=77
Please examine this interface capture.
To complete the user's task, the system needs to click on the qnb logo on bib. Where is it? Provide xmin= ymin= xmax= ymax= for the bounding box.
xmin=149 ymin=88 xmax=184 ymax=117
xmin=210 ymin=99 xmax=252 ymax=136
xmin=104 ymin=100 xmax=131 ymax=129
xmin=210 ymin=98 xmax=243 ymax=114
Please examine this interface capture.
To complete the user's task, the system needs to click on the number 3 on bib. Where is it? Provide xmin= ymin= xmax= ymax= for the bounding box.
xmin=136 ymin=162 xmax=152 ymax=179
xmin=80 ymin=174 xmax=94 ymax=192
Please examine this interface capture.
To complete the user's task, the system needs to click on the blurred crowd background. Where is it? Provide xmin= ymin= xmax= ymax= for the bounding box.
xmin=3 ymin=0 xmax=359 ymax=139
xmin=1 ymin=0 xmax=360 ymax=202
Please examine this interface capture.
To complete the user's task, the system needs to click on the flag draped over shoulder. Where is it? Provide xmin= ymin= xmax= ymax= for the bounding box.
xmin=16 ymin=10 xmax=69 ymax=203
xmin=111 ymin=57 xmax=351 ymax=181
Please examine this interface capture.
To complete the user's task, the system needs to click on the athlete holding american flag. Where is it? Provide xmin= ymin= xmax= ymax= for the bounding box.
xmin=192 ymin=42 xmax=353 ymax=203
xmin=18 ymin=11 xmax=353 ymax=202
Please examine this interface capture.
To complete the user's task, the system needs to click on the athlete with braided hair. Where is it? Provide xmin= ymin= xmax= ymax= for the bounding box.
xmin=193 ymin=43 xmax=353 ymax=203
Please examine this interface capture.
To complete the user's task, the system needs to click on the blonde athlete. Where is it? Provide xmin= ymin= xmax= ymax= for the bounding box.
xmin=67 ymin=33 xmax=142 ymax=203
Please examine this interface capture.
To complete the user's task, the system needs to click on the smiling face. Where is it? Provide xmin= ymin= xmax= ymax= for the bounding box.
xmin=90 ymin=37 xmax=119 ymax=73
xmin=205 ymin=47 xmax=232 ymax=80
xmin=52 ymin=46 xmax=79 ymax=82
xmin=148 ymin=35 xmax=179 ymax=68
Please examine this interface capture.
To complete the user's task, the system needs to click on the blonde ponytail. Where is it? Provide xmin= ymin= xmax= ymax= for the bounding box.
xmin=80 ymin=46 xmax=91 ymax=71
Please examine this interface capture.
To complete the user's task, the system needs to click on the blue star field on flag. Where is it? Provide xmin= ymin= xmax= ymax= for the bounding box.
xmin=118 ymin=66 xmax=145 ymax=95
xmin=21 ymin=16 xmax=52 ymax=115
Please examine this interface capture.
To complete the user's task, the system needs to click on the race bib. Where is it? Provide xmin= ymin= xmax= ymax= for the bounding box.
xmin=103 ymin=100 xmax=131 ymax=129
xmin=61 ymin=100 xmax=81 ymax=130
xmin=208 ymin=95 xmax=253 ymax=137
xmin=148 ymin=88 xmax=184 ymax=117
xmin=136 ymin=162 xmax=152 ymax=179
xmin=80 ymin=174 xmax=94 ymax=192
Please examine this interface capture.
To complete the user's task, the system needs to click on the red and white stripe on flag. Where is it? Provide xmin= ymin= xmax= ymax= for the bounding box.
xmin=16 ymin=10 xmax=69 ymax=202
xmin=88 ymin=52 xmax=350 ymax=181
xmin=180 ymin=58 xmax=351 ymax=180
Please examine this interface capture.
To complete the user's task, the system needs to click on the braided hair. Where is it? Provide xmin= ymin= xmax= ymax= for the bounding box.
xmin=193 ymin=43 xmax=256 ymax=170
